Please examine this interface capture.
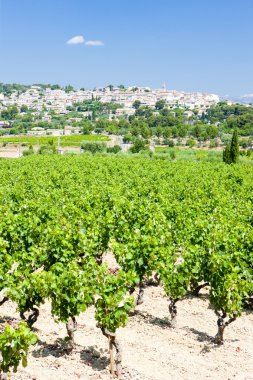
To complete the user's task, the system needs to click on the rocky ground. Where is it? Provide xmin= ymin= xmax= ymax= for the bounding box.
xmin=1 ymin=285 xmax=252 ymax=380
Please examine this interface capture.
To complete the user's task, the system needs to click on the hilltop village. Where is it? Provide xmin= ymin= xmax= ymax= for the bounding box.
xmin=0 ymin=84 xmax=219 ymax=117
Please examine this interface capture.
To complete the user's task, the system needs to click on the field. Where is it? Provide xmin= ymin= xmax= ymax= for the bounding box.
xmin=0 ymin=155 xmax=252 ymax=379
xmin=2 ymin=286 xmax=253 ymax=380
xmin=0 ymin=134 xmax=109 ymax=147
xmin=154 ymin=147 xmax=222 ymax=161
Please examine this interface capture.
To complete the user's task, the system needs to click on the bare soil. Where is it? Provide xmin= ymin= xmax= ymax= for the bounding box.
xmin=1 ymin=286 xmax=252 ymax=380
xmin=0 ymin=146 xmax=81 ymax=158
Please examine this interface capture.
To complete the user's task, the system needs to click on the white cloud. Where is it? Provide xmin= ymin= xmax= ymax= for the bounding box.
xmin=67 ymin=35 xmax=85 ymax=45
xmin=85 ymin=40 xmax=104 ymax=46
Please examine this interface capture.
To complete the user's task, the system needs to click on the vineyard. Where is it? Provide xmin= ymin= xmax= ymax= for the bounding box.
xmin=0 ymin=155 xmax=252 ymax=379
xmin=0 ymin=134 xmax=109 ymax=147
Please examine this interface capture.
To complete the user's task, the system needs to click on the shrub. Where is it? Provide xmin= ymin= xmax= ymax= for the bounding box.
xmin=164 ymin=139 xmax=174 ymax=147
xmin=240 ymin=140 xmax=248 ymax=149
xmin=123 ymin=134 xmax=132 ymax=143
xmin=22 ymin=148 xmax=34 ymax=156
xmin=81 ymin=141 xmax=106 ymax=154
xmin=169 ymin=149 xmax=176 ymax=160
xmin=209 ymin=140 xmax=216 ymax=148
xmin=223 ymin=145 xmax=232 ymax=164
xmin=38 ymin=145 xmax=57 ymax=155
xmin=129 ymin=138 xmax=147 ymax=153
xmin=106 ymin=145 xmax=122 ymax=154
xmin=196 ymin=151 xmax=206 ymax=161
xmin=0 ymin=322 xmax=37 ymax=377
xmin=186 ymin=138 xmax=196 ymax=148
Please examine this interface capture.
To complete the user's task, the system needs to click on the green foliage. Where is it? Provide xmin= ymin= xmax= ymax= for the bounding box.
xmin=230 ymin=129 xmax=239 ymax=163
xmin=81 ymin=141 xmax=107 ymax=154
xmin=164 ymin=138 xmax=174 ymax=147
xmin=208 ymin=254 xmax=250 ymax=317
xmin=223 ymin=145 xmax=232 ymax=164
xmin=80 ymin=120 xmax=93 ymax=135
xmin=169 ymin=149 xmax=176 ymax=160
xmin=206 ymin=102 xmax=253 ymax=131
xmin=0 ymin=153 xmax=252 ymax=371
xmin=1 ymin=106 xmax=18 ymax=120
xmin=223 ymin=130 xmax=239 ymax=164
xmin=132 ymin=100 xmax=141 ymax=110
xmin=7 ymin=271 xmax=48 ymax=318
xmin=209 ymin=139 xmax=218 ymax=149
xmin=186 ymin=138 xmax=196 ymax=148
xmin=0 ymin=135 xmax=109 ymax=147
xmin=38 ymin=144 xmax=57 ymax=155
xmin=155 ymin=99 xmax=166 ymax=110
xmin=0 ymin=83 xmax=29 ymax=96
xmin=0 ymin=322 xmax=37 ymax=375
xmin=20 ymin=105 xmax=29 ymax=113
xmin=106 ymin=145 xmax=122 ymax=154
xmin=73 ymin=99 xmax=122 ymax=118
xmin=123 ymin=134 xmax=132 ymax=143
xmin=95 ymin=270 xmax=135 ymax=333
xmin=48 ymin=259 xmax=100 ymax=323
xmin=64 ymin=85 xmax=74 ymax=93
xmin=22 ymin=147 xmax=34 ymax=156
xmin=129 ymin=138 xmax=147 ymax=153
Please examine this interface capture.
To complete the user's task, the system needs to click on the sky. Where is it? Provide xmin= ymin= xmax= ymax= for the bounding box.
xmin=0 ymin=0 xmax=253 ymax=95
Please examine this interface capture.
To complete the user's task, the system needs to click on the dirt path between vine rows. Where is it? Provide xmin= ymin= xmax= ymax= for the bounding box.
xmin=1 ymin=285 xmax=253 ymax=380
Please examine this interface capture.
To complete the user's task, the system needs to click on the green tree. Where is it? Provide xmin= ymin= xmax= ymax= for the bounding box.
xmin=163 ymin=127 xmax=172 ymax=138
xmin=206 ymin=125 xmax=218 ymax=139
xmin=107 ymin=145 xmax=122 ymax=154
xmin=1 ymin=106 xmax=18 ymax=120
xmin=155 ymin=99 xmax=166 ymax=110
xmin=20 ymin=105 xmax=29 ymax=113
xmin=141 ymin=126 xmax=151 ymax=139
xmin=130 ymin=138 xmax=147 ymax=153
xmin=230 ymin=129 xmax=239 ymax=163
xmin=155 ymin=126 xmax=163 ymax=138
xmin=51 ymin=84 xmax=61 ymax=90
xmin=133 ymin=100 xmax=141 ymax=110
xmin=64 ymin=85 xmax=74 ymax=93
xmin=178 ymin=125 xmax=188 ymax=138
xmin=80 ymin=120 xmax=93 ymax=134
xmin=223 ymin=146 xmax=231 ymax=163
xmin=123 ymin=133 xmax=132 ymax=143
xmin=186 ymin=138 xmax=196 ymax=148
xmin=223 ymin=129 xmax=239 ymax=164
xmin=192 ymin=124 xmax=202 ymax=139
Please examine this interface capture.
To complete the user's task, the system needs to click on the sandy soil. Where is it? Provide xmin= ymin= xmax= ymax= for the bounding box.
xmin=0 ymin=146 xmax=82 ymax=158
xmin=0 ymin=146 xmax=25 ymax=158
xmin=1 ymin=285 xmax=252 ymax=380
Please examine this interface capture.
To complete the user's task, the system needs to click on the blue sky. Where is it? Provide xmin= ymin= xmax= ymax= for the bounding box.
xmin=0 ymin=0 xmax=253 ymax=95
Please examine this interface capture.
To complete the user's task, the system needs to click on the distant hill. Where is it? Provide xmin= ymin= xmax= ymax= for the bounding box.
xmin=221 ymin=94 xmax=253 ymax=105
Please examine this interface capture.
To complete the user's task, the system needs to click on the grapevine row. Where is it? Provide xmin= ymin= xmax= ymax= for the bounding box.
xmin=0 ymin=155 xmax=252 ymax=378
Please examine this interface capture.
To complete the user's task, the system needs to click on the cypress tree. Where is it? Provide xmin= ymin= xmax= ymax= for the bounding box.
xmin=223 ymin=145 xmax=231 ymax=164
xmin=223 ymin=129 xmax=239 ymax=164
xmin=230 ymin=129 xmax=239 ymax=163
